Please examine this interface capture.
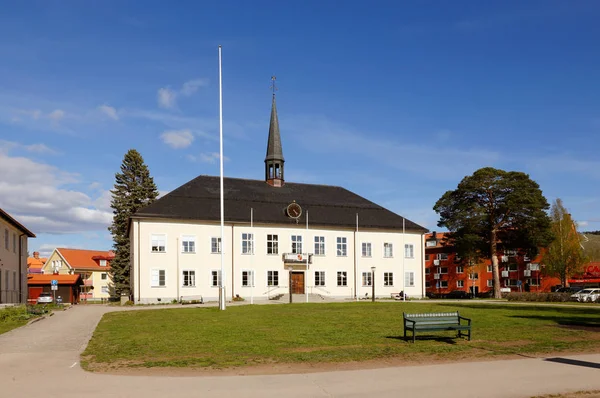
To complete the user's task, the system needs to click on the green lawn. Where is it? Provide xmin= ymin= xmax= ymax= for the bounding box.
xmin=82 ymin=302 xmax=600 ymax=371
xmin=0 ymin=305 xmax=38 ymax=334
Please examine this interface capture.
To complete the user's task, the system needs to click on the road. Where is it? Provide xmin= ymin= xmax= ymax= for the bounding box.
xmin=1 ymin=304 xmax=599 ymax=397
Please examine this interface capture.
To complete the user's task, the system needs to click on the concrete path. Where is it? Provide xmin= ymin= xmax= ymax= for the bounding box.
xmin=1 ymin=305 xmax=599 ymax=398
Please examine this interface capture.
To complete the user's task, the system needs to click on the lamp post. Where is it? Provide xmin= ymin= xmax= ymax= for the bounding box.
xmin=288 ymin=265 xmax=293 ymax=304
xmin=371 ymin=266 xmax=376 ymax=302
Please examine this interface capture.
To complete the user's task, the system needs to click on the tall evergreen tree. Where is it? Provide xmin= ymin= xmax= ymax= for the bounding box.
xmin=109 ymin=149 xmax=158 ymax=295
xmin=434 ymin=167 xmax=553 ymax=298
xmin=543 ymin=199 xmax=587 ymax=286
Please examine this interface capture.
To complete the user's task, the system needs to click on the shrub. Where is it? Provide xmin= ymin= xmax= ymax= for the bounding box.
xmin=233 ymin=295 xmax=245 ymax=302
xmin=123 ymin=300 xmax=134 ymax=306
xmin=506 ymin=292 xmax=573 ymax=302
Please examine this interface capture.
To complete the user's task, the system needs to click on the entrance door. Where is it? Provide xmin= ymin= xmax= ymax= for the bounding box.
xmin=291 ymin=272 xmax=305 ymax=294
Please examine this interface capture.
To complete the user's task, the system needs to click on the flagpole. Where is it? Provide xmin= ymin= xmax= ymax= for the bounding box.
xmin=218 ymin=45 xmax=226 ymax=311
xmin=356 ymin=213 xmax=359 ymax=302
xmin=306 ymin=211 xmax=309 ymax=303
xmin=250 ymin=207 xmax=254 ymax=305
xmin=402 ymin=217 xmax=406 ymax=302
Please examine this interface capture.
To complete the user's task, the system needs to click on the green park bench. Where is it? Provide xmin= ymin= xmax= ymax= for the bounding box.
xmin=403 ymin=311 xmax=472 ymax=343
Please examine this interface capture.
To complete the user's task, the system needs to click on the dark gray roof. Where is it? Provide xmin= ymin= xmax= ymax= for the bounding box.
xmin=133 ymin=176 xmax=427 ymax=232
xmin=264 ymin=94 xmax=284 ymax=162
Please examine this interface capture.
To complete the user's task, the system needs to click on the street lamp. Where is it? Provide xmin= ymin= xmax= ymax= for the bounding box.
xmin=288 ymin=265 xmax=294 ymax=304
xmin=371 ymin=266 xmax=376 ymax=302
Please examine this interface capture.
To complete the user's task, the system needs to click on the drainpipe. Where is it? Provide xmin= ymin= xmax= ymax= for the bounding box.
xmin=231 ymin=224 xmax=234 ymax=301
xmin=18 ymin=233 xmax=26 ymax=304
xmin=176 ymin=237 xmax=180 ymax=302
xmin=137 ymin=220 xmax=141 ymax=303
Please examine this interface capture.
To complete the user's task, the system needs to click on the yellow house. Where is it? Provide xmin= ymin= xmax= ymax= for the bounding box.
xmin=0 ymin=208 xmax=36 ymax=304
xmin=42 ymin=248 xmax=114 ymax=302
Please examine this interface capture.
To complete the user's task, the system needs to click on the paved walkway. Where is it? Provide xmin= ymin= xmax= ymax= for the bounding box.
xmin=1 ymin=305 xmax=599 ymax=397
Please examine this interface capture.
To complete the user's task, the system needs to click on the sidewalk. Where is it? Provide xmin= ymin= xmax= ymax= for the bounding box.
xmin=1 ymin=305 xmax=599 ymax=397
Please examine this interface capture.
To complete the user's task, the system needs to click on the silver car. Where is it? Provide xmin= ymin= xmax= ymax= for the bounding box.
xmin=36 ymin=292 xmax=54 ymax=304
xmin=570 ymin=288 xmax=600 ymax=303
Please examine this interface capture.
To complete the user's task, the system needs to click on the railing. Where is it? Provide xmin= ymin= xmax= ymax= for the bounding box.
xmin=262 ymin=286 xmax=287 ymax=299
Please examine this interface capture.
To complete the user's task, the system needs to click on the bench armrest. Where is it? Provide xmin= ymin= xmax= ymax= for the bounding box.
xmin=458 ymin=316 xmax=471 ymax=326
xmin=404 ymin=318 xmax=416 ymax=327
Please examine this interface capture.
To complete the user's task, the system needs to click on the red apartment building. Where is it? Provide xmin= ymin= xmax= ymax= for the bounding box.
xmin=425 ymin=232 xmax=560 ymax=297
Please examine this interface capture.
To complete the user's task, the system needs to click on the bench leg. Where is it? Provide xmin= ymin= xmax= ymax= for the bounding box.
xmin=413 ymin=330 xmax=416 ymax=344
xmin=468 ymin=329 xmax=471 ymax=341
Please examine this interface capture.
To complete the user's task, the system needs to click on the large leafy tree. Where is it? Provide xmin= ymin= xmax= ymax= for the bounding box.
xmin=543 ymin=199 xmax=586 ymax=286
xmin=434 ymin=167 xmax=553 ymax=298
xmin=109 ymin=149 xmax=158 ymax=295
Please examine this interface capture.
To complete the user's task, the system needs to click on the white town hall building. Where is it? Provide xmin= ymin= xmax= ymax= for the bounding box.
xmin=129 ymin=92 xmax=428 ymax=304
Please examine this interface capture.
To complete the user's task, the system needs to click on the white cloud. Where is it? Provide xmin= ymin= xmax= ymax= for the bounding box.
xmin=187 ymin=152 xmax=228 ymax=164
xmin=157 ymin=87 xmax=177 ymax=109
xmin=98 ymin=104 xmax=119 ymax=120
xmin=578 ymin=221 xmax=589 ymax=228
xmin=160 ymin=129 xmax=194 ymax=149
xmin=48 ymin=109 xmax=65 ymax=121
xmin=0 ymin=140 xmax=57 ymax=154
xmin=0 ymin=146 xmax=113 ymax=234
xmin=181 ymin=78 xmax=209 ymax=96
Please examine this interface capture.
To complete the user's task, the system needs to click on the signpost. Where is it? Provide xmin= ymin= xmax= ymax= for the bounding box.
xmin=51 ymin=279 xmax=58 ymax=300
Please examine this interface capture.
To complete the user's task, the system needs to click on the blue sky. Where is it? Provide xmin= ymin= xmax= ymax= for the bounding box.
xmin=1 ymin=1 xmax=600 ymax=256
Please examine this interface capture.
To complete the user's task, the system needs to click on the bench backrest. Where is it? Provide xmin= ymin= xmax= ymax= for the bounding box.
xmin=404 ymin=312 xmax=460 ymax=325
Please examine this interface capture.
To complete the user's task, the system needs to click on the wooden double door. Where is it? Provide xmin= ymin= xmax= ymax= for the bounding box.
xmin=291 ymin=272 xmax=305 ymax=294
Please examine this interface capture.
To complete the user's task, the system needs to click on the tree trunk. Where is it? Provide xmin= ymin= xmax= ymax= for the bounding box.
xmin=491 ymin=230 xmax=501 ymax=299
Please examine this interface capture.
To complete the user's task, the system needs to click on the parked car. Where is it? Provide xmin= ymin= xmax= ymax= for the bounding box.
xmin=555 ymin=286 xmax=582 ymax=294
xmin=36 ymin=292 xmax=54 ymax=304
xmin=445 ymin=290 xmax=472 ymax=299
xmin=570 ymin=288 xmax=600 ymax=302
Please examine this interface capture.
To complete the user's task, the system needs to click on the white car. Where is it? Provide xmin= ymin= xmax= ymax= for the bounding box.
xmin=36 ymin=292 xmax=54 ymax=304
xmin=571 ymin=288 xmax=600 ymax=303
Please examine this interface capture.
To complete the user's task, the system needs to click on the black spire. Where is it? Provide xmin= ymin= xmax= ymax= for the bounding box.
xmin=265 ymin=76 xmax=285 ymax=187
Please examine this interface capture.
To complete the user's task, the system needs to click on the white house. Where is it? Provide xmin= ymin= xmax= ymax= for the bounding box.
xmin=129 ymin=93 xmax=427 ymax=304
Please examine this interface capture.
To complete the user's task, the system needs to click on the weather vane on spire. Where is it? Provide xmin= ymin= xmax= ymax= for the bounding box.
xmin=270 ymin=75 xmax=277 ymax=95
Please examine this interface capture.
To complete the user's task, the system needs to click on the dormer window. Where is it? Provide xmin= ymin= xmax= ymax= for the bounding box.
xmin=99 ymin=259 xmax=107 ymax=267
xmin=426 ymin=240 xmax=437 ymax=247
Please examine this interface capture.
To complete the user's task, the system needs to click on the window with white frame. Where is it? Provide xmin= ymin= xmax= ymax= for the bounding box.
xmin=242 ymin=233 xmax=254 ymax=254
xmin=436 ymin=253 xmax=449 ymax=260
xmin=384 ymin=272 xmax=394 ymax=286
xmin=99 ymin=259 xmax=107 ymax=267
xmin=362 ymin=271 xmax=372 ymax=286
xmin=101 ymin=286 xmax=108 ymax=293
xmin=487 ymin=279 xmax=494 ymax=287
xmin=457 ymin=280 xmax=464 ymax=288
xmin=527 ymin=278 xmax=539 ymax=286
xmin=211 ymin=237 xmax=221 ymax=254
xmin=182 ymin=235 xmax=196 ymax=253
xmin=487 ymin=265 xmax=493 ymax=273
xmin=151 ymin=269 xmax=166 ymax=287
xmin=384 ymin=243 xmax=393 ymax=258
xmin=469 ymin=273 xmax=479 ymax=280
xmin=267 ymin=271 xmax=279 ymax=286
xmin=314 ymin=236 xmax=325 ymax=255
xmin=182 ymin=270 xmax=196 ymax=287
xmin=242 ymin=270 xmax=255 ymax=287
xmin=291 ymin=235 xmax=302 ymax=254
xmin=426 ymin=240 xmax=437 ymax=247
xmin=436 ymin=280 xmax=448 ymax=288
xmin=315 ymin=271 xmax=325 ymax=286
xmin=404 ymin=244 xmax=414 ymax=258
xmin=267 ymin=234 xmax=279 ymax=254
xmin=337 ymin=237 xmax=347 ymax=256
xmin=211 ymin=270 xmax=222 ymax=287
xmin=337 ymin=271 xmax=347 ymax=287
xmin=101 ymin=273 xmax=107 ymax=280
xmin=362 ymin=242 xmax=372 ymax=257
xmin=405 ymin=271 xmax=415 ymax=287
xmin=151 ymin=234 xmax=166 ymax=252
xmin=456 ymin=266 xmax=464 ymax=273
